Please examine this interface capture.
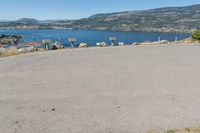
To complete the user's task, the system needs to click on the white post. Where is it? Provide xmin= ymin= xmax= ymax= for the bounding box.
xmin=71 ymin=42 xmax=74 ymax=48
xmin=175 ymin=37 xmax=178 ymax=43
xmin=158 ymin=36 xmax=161 ymax=42
xmin=111 ymin=41 xmax=114 ymax=46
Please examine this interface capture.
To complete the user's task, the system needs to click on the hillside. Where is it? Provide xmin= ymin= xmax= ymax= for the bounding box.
xmin=15 ymin=18 xmax=40 ymax=25
xmin=65 ymin=4 xmax=200 ymax=33
xmin=0 ymin=4 xmax=200 ymax=32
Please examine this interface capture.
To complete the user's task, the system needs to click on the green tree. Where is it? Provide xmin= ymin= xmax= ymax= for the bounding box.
xmin=192 ymin=30 xmax=200 ymax=41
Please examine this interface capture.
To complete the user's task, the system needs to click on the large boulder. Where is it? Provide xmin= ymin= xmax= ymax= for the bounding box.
xmin=78 ymin=43 xmax=89 ymax=48
xmin=96 ymin=42 xmax=107 ymax=47
xmin=118 ymin=42 xmax=125 ymax=46
xmin=132 ymin=42 xmax=140 ymax=45
xmin=53 ymin=42 xmax=64 ymax=49
xmin=0 ymin=34 xmax=22 ymax=45
xmin=18 ymin=46 xmax=36 ymax=52
xmin=159 ymin=40 xmax=169 ymax=44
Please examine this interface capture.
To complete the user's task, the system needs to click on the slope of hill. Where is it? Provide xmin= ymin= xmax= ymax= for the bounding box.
xmin=15 ymin=18 xmax=40 ymax=25
xmin=66 ymin=4 xmax=200 ymax=33
xmin=0 ymin=4 xmax=200 ymax=32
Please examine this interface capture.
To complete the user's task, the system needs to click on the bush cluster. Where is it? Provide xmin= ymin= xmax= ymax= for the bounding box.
xmin=192 ymin=30 xmax=200 ymax=41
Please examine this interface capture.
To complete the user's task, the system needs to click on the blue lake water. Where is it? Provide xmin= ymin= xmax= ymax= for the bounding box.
xmin=0 ymin=29 xmax=191 ymax=47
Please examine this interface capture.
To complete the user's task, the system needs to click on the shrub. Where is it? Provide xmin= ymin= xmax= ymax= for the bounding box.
xmin=192 ymin=30 xmax=200 ymax=41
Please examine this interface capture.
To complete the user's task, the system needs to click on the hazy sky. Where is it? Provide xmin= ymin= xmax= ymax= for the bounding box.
xmin=0 ymin=0 xmax=199 ymax=20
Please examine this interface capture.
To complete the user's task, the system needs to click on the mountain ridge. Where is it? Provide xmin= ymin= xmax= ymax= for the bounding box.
xmin=0 ymin=4 xmax=200 ymax=32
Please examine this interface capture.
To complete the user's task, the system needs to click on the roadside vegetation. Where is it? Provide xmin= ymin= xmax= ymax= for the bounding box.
xmin=0 ymin=46 xmax=44 ymax=57
xmin=0 ymin=46 xmax=19 ymax=57
xmin=192 ymin=30 xmax=200 ymax=42
xmin=147 ymin=127 xmax=200 ymax=133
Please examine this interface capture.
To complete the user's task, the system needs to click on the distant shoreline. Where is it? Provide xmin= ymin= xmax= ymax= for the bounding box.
xmin=0 ymin=28 xmax=193 ymax=34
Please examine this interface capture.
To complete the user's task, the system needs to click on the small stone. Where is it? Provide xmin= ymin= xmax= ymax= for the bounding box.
xmin=51 ymin=108 xmax=56 ymax=111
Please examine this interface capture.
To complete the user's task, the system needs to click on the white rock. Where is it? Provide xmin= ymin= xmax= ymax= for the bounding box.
xmin=18 ymin=46 xmax=36 ymax=52
xmin=118 ymin=42 xmax=124 ymax=46
xmin=96 ymin=42 xmax=107 ymax=47
xmin=79 ymin=43 xmax=88 ymax=48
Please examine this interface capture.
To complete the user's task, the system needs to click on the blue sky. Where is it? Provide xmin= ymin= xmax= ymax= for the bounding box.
xmin=0 ymin=0 xmax=199 ymax=20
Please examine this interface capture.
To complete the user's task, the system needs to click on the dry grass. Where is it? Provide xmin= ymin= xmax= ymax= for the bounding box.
xmin=147 ymin=127 xmax=200 ymax=133
xmin=0 ymin=47 xmax=59 ymax=58
xmin=0 ymin=46 xmax=19 ymax=57
xmin=176 ymin=38 xmax=200 ymax=44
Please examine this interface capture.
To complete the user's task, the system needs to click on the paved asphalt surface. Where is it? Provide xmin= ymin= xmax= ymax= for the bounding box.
xmin=1 ymin=44 xmax=200 ymax=133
